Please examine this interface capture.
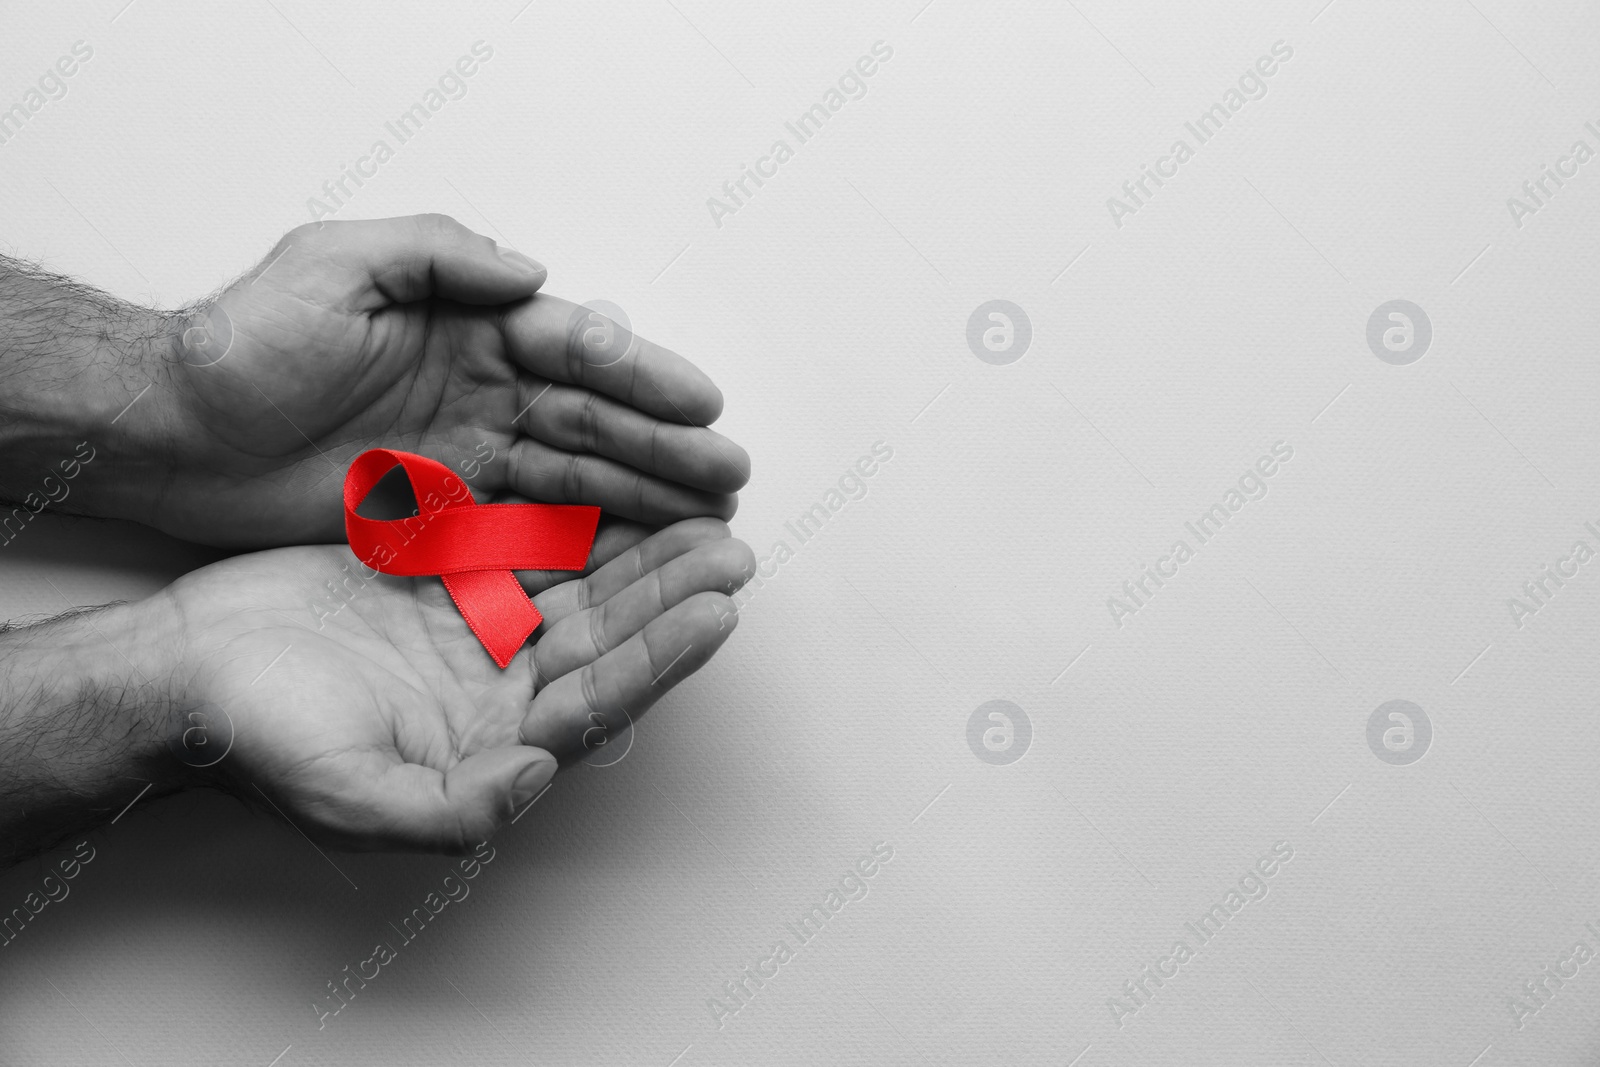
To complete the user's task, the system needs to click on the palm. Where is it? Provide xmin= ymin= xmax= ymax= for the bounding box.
xmin=164 ymin=520 xmax=752 ymax=851
xmin=191 ymin=548 xmax=527 ymax=821
xmin=150 ymin=216 xmax=749 ymax=548
xmin=190 ymin=278 xmax=514 ymax=484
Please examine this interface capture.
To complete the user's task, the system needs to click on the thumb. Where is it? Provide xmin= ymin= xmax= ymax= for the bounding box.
xmin=292 ymin=213 xmax=547 ymax=306
xmin=356 ymin=746 xmax=559 ymax=851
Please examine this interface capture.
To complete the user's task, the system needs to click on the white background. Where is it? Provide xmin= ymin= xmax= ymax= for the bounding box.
xmin=3 ymin=1 xmax=1600 ymax=1064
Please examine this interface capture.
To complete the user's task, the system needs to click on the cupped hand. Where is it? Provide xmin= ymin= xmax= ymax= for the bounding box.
xmin=134 ymin=214 xmax=750 ymax=547
xmin=156 ymin=518 xmax=752 ymax=851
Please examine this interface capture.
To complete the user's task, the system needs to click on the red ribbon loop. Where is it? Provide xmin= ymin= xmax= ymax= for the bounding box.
xmin=343 ymin=449 xmax=600 ymax=669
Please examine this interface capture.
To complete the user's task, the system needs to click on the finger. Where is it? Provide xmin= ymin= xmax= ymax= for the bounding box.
xmin=506 ymin=438 xmax=738 ymax=525
xmin=494 ymin=512 xmax=659 ymax=596
xmin=533 ymin=537 xmax=753 ymax=684
xmin=286 ymin=214 xmax=546 ymax=307
xmin=519 ymin=591 xmax=742 ymax=761
xmin=516 ymin=378 xmax=751 ymax=493
xmin=531 ymin=517 xmax=734 ymax=627
xmin=292 ymin=746 xmax=557 ymax=853
xmin=502 ymin=293 xmax=723 ymax=424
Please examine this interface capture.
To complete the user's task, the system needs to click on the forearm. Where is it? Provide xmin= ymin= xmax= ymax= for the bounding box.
xmin=0 ymin=598 xmax=184 ymax=866
xmin=0 ymin=255 xmax=179 ymax=521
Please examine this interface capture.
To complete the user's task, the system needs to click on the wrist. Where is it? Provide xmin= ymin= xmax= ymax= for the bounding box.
xmin=83 ymin=595 xmax=191 ymax=788
xmin=0 ymin=257 xmax=183 ymax=523
xmin=0 ymin=595 xmax=189 ymax=863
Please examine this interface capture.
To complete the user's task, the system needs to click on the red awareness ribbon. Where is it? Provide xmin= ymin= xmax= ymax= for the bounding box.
xmin=343 ymin=449 xmax=600 ymax=669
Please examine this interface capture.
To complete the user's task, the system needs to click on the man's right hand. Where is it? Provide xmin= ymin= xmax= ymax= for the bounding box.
xmin=0 ymin=517 xmax=753 ymax=861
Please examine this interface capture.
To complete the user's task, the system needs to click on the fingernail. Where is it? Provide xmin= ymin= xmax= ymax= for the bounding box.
xmin=510 ymin=758 xmax=558 ymax=810
xmin=498 ymin=248 xmax=546 ymax=277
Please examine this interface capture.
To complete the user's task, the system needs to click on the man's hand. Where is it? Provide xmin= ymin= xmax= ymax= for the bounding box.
xmin=0 ymin=215 xmax=751 ymax=547
xmin=0 ymin=518 xmax=752 ymax=861
xmin=167 ymin=517 xmax=751 ymax=851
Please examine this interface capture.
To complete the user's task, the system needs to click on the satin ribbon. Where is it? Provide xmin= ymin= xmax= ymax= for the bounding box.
xmin=343 ymin=448 xmax=600 ymax=669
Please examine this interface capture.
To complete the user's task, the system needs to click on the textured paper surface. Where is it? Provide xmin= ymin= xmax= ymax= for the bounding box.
xmin=4 ymin=1 xmax=1600 ymax=1064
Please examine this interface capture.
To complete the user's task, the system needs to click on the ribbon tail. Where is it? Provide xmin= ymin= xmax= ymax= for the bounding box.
xmin=441 ymin=571 xmax=544 ymax=670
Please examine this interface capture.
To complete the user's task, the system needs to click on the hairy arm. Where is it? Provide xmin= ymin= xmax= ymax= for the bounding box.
xmin=0 ymin=255 xmax=179 ymax=530
xmin=0 ymin=599 xmax=183 ymax=866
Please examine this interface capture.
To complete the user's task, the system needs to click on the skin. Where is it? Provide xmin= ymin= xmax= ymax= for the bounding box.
xmin=87 ymin=213 xmax=751 ymax=546
xmin=0 ymin=215 xmax=754 ymax=862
